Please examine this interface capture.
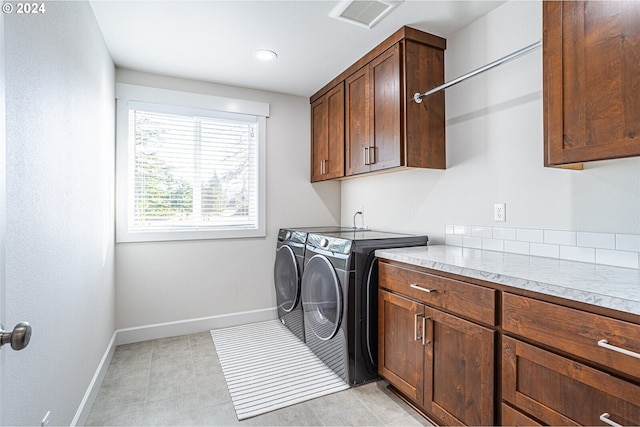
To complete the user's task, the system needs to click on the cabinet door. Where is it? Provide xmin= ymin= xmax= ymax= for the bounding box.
xmin=378 ymin=289 xmax=424 ymax=403
xmin=345 ymin=66 xmax=371 ymax=176
xmin=325 ymin=83 xmax=345 ymax=179
xmin=311 ymin=83 xmax=344 ymax=182
xmin=544 ymin=1 xmax=640 ymax=165
xmin=503 ymin=336 xmax=640 ymax=426
xmin=424 ymin=306 xmax=494 ymax=426
xmin=370 ymin=44 xmax=402 ymax=172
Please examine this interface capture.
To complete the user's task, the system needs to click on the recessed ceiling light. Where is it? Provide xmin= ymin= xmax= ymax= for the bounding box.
xmin=254 ymin=49 xmax=278 ymax=61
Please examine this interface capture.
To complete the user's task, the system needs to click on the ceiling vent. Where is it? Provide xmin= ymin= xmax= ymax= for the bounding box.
xmin=329 ymin=0 xmax=402 ymax=29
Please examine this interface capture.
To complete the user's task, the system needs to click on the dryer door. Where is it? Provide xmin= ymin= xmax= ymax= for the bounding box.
xmin=301 ymin=254 xmax=343 ymax=340
xmin=274 ymin=245 xmax=300 ymax=312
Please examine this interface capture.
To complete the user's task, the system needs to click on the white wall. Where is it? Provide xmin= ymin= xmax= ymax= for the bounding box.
xmin=4 ymin=3 xmax=115 ymax=425
xmin=0 ymin=11 xmax=6 ymax=423
xmin=115 ymin=69 xmax=341 ymax=329
xmin=341 ymin=0 xmax=640 ymax=242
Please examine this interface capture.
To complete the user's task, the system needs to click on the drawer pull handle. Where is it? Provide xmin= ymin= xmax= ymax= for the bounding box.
xmin=410 ymin=284 xmax=436 ymax=294
xmin=423 ymin=316 xmax=433 ymax=345
xmin=597 ymin=339 xmax=640 ymax=360
xmin=422 ymin=316 xmax=427 ymax=346
xmin=600 ymin=413 xmax=623 ymax=427
xmin=414 ymin=313 xmax=423 ymax=342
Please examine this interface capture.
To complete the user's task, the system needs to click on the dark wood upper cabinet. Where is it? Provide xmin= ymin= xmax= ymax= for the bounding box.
xmin=310 ymin=82 xmax=345 ymax=182
xmin=345 ymin=44 xmax=404 ymax=175
xmin=369 ymin=45 xmax=402 ymax=173
xmin=345 ymin=65 xmax=371 ymax=176
xmin=311 ymin=27 xmax=446 ymax=181
xmin=544 ymin=1 xmax=640 ymax=166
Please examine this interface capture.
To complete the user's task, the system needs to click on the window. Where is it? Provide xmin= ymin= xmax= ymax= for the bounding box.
xmin=116 ymin=84 xmax=268 ymax=242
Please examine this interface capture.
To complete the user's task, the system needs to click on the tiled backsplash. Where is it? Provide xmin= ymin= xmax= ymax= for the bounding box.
xmin=445 ymin=225 xmax=640 ymax=269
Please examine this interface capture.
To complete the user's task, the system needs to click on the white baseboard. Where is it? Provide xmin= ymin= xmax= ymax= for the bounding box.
xmin=115 ymin=307 xmax=277 ymax=345
xmin=71 ymin=331 xmax=117 ymax=427
xmin=72 ymin=307 xmax=277 ymax=425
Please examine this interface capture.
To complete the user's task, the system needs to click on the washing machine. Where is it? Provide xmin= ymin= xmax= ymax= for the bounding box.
xmin=301 ymin=230 xmax=428 ymax=385
xmin=274 ymin=228 xmax=308 ymax=342
xmin=274 ymin=226 xmax=352 ymax=342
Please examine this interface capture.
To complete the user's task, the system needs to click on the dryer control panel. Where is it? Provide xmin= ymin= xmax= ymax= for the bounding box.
xmin=307 ymin=233 xmax=352 ymax=255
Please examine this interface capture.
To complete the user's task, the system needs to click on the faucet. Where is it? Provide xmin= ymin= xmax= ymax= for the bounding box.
xmin=353 ymin=211 xmax=364 ymax=230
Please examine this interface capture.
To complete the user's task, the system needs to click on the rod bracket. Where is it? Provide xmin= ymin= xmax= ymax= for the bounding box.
xmin=413 ymin=93 xmax=423 ymax=104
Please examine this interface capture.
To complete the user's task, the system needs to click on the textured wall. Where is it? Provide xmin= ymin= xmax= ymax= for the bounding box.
xmin=340 ymin=0 xmax=640 ymax=241
xmin=4 ymin=3 xmax=115 ymax=424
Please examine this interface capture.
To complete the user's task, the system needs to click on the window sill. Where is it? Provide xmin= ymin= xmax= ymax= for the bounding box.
xmin=115 ymin=227 xmax=266 ymax=243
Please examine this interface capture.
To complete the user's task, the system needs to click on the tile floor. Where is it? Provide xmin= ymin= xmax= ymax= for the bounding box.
xmin=86 ymin=332 xmax=434 ymax=426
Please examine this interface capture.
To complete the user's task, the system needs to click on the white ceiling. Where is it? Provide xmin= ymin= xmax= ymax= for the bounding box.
xmin=90 ymin=1 xmax=505 ymax=98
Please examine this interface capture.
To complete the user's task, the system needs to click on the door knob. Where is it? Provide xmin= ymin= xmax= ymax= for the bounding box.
xmin=0 ymin=322 xmax=32 ymax=351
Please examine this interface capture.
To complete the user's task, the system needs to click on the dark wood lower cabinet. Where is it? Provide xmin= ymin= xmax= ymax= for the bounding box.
xmin=378 ymin=289 xmax=494 ymax=425
xmin=502 ymin=403 xmax=543 ymax=426
xmin=378 ymin=290 xmax=424 ymax=403
xmin=425 ymin=307 xmax=494 ymax=426
xmin=502 ymin=336 xmax=640 ymax=426
xmin=502 ymin=292 xmax=640 ymax=382
xmin=378 ymin=260 xmax=640 ymax=426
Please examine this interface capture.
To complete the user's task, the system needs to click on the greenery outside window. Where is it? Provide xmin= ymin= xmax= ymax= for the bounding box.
xmin=116 ymin=84 xmax=268 ymax=242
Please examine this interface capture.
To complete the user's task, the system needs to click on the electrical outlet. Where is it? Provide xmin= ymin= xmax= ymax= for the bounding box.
xmin=494 ymin=203 xmax=506 ymax=222
xmin=41 ymin=411 xmax=51 ymax=427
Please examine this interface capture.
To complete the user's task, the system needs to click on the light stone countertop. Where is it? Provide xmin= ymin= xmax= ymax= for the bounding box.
xmin=375 ymin=245 xmax=640 ymax=317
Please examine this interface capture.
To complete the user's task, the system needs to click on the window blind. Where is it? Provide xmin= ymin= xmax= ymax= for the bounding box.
xmin=127 ymin=104 xmax=259 ymax=233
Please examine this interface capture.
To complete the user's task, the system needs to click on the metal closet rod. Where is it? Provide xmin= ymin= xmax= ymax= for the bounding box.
xmin=413 ymin=39 xmax=542 ymax=104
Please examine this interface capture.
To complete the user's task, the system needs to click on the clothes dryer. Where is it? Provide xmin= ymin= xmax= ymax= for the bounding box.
xmin=301 ymin=230 xmax=428 ymax=385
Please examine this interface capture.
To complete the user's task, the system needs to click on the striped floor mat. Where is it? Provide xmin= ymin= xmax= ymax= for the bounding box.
xmin=210 ymin=320 xmax=350 ymax=420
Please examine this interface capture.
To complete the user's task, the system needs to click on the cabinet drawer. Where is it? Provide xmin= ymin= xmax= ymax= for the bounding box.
xmin=379 ymin=262 xmax=496 ymax=325
xmin=503 ymin=336 xmax=640 ymax=426
xmin=502 ymin=403 xmax=542 ymax=426
xmin=503 ymin=293 xmax=640 ymax=381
